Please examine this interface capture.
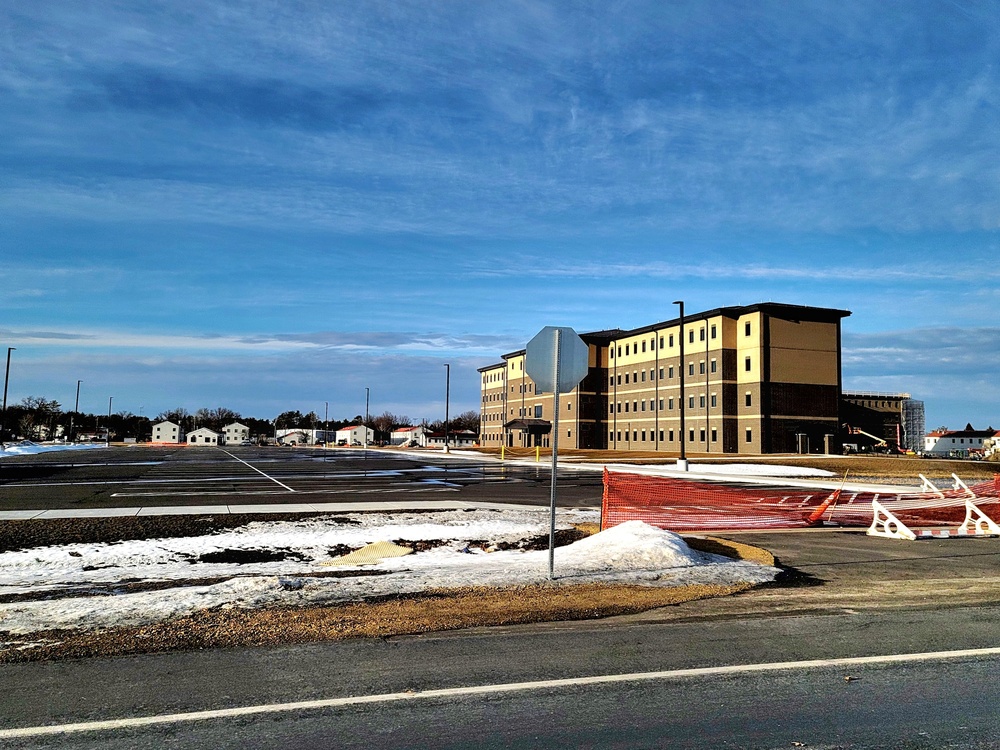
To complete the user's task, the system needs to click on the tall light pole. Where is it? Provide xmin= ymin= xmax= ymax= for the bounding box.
xmin=1 ymin=347 xmax=15 ymax=443
xmin=70 ymin=379 xmax=82 ymax=443
xmin=673 ymin=301 xmax=688 ymax=471
xmin=324 ymin=401 xmax=329 ymax=448
xmin=364 ymin=387 xmax=370 ymax=450
xmin=107 ymin=396 xmax=113 ymax=446
xmin=443 ymin=363 xmax=450 ymax=454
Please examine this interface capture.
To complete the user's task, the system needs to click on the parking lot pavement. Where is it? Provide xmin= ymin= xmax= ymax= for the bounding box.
xmin=616 ymin=528 xmax=1000 ymax=622
xmin=0 ymin=446 xmax=604 ymax=513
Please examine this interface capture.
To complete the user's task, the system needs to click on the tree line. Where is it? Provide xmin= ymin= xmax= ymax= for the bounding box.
xmin=1 ymin=397 xmax=480 ymax=443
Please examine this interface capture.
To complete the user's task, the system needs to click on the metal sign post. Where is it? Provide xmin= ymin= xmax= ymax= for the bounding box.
xmin=525 ymin=326 xmax=590 ymax=580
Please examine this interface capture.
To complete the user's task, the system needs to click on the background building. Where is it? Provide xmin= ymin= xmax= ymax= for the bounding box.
xmin=841 ymin=392 xmax=925 ymax=453
xmin=480 ymin=302 xmax=851 ymax=455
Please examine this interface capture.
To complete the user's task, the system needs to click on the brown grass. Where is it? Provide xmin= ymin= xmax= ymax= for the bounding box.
xmin=0 ymin=581 xmax=755 ymax=663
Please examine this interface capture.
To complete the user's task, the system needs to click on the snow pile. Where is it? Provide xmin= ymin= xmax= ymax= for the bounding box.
xmin=557 ymin=521 xmax=712 ymax=572
xmin=0 ymin=441 xmax=106 ymax=459
xmin=0 ymin=510 xmax=778 ymax=634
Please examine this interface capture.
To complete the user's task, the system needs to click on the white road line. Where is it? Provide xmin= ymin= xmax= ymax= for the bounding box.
xmin=219 ymin=450 xmax=296 ymax=493
xmin=3 ymin=647 xmax=1000 ymax=739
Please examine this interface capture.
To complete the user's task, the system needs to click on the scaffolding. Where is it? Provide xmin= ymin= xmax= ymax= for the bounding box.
xmin=902 ymin=398 xmax=926 ymax=453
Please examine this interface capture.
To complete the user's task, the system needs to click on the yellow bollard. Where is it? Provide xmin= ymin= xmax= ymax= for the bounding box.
xmin=501 ymin=445 xmax=505 ymax=461
xmin=536 ymin=445 xmax=540 ymax=462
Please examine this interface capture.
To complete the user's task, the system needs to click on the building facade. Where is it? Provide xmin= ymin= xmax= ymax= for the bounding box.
xmin=186 ymin=427 xmax=220 ymax=445
xmin=479 ymin=302 xmax=851 ymax=455
xmin=222 ymin=422 xmax=250 ymax=445
xmin=841 ymin=392 xmax=925 ymax=453
xmin=152 ymin=420 xmax=184 ymax=444
xmin=924 ymin=424 xmax=997 ymax=457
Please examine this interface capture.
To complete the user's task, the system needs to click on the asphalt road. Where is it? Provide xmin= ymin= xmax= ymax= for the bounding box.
xmin=3 ymin=605 xmax=1000 ymax=748
xmin=0 ymin=446 xmax=604 ymax=511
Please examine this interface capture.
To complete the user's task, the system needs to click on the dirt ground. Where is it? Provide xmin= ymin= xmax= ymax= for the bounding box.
xmin=0 ymin=511 xmax=771 ymax=663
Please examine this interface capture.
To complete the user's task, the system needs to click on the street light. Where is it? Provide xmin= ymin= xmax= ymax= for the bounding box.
xmin=673 ymin=301 xmax=688 ymax=471
xmin=107 ymin=396 xmax=113 ymax=446
xmin=70 ymin=379 xmax=82 ymax=444
xmin=443 ymin=363 xmax=450 ymax=454
xmin=1 ymin=347 xmax=15 ymax=443
xmin=364 ymin=387 xmax=370 ymax=450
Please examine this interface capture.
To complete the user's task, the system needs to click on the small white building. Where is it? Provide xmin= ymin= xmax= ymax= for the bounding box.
xmin=152 ymin=421 xmax=185 ymax=444
xmin=923 ymin=424 xmax=996 ymax=456
xmin=391 ymin=425 xmax=428 ymax=447
xmin=335 ymin=425 xmax=375 ymax=446
xmin=426 ymin=430 xmax=478 ymax=449
xmin=222 ymin=422 xmax=250 ymax=445
xmin=274 ymin=429 xmax=308 ymax=445
xmin=187 ymin=427 xmax=220 ymax=446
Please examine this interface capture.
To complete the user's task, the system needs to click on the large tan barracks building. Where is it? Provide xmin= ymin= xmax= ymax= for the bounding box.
xmin=479 ymin=302 xmax=851 ymax=454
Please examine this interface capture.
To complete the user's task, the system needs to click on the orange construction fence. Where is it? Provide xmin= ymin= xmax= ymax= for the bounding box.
xmin=600 ymin=469 xmax=1000 ymax=532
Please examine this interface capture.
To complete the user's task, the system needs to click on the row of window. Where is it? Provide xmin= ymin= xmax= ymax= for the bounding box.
xmin=609 ymin=392 xmax=754 ymax=414
xmin=610 ymin=321 xmax=756 ymax=361
xmin=610 ymin=428 xmax=755 ymax=444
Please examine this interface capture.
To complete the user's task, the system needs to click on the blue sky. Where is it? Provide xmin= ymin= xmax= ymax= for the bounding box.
xmin=2 ymin=1 xmax=999 ymax=429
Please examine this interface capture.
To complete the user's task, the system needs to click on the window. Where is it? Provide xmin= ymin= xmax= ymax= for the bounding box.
xmin=617 ymin=431 xmax=622 ymax=442
xmin=650 ymin=369 xmax=655 ymax=381
xmin=668 ymin=397 xmax=674 ymax=410
xmin=669 ymin=429 xmax=674 ymax=442
xmin=625 ymin=373 xmax=629 ymax=384
xmin=610 ymin=348 xmax=615 ymax=359
xmin=745 ymin=392 xmax=752 ymax=407
xmin=641 ymin=430 xmax=646 ymax=442
xmin=689 ymin=429 xmax=695 ymax=442
xmin=746 ymin=428 xmax=753 ymax=443
xmin=633 ymin=370 xmax=638 ymax=383
xmin=633 ymin=431 xmax=638 ymax=442
xmin=710 ymin=359 xmax=717 ymax=373
xmin=745 ymin=356 xmax=751 ymax=372
xmin=745 ymin=321 xmax=751 ymax=336
xmin=659 ymin=367 xmax=665 ymax=379
xmin=700 ymin=429 xmax=706 ymax=442
xmin=711 ymin=394 xmax=717 ymax=408
xmin=659 ymin=398 xmax=665 ymax=410
xmin=642 ymin=341 xmax=646 ymax=353
xmin=641 ymin=370 xmax=646 ymax=383
xmin=641 ymin=400 xmax=646 ymax=412
xmin=624 ymin=402 xmax=629 ymax=413
xmin=633 ymin=343 xmax=638 ymax=354
xmin=711 ymin=324 xmax=717 ymax=339
xmin=699 ymin=361 xmax=705 ymax=375
xmin=617 ymin=374 xmax=622 ymax=385
xmin=659 ymin=430 xmax=664 ymax=441
xmin=609 ymin=376 xmax=614 ymax=386
xmin=689 ymin=330 xmax=694 ymax=344
xmin=567 ymin=402 xmax=572 ymax=411
xmin=669 ymin=334 xmax=675 ymax=347
xmin=617 ymin=346 xmax=622 ymax=357
xmin=688 ymin=363 xmax=695 ymax=376
xmin=688 ymin=396 xmax=695 ymax=409
xmin=668 ymin=366 xmax=674 ymax=379
xmin=711 ymin=428 xmax=718 ymax=443
xmin=633 ymin=401 xmax=638 ymax=412
xmin=699 ymin=328 xmax=705 ymax=342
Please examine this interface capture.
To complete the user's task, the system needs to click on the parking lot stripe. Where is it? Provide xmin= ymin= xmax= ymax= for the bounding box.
xmin=219 ymin=449 xmax=296 ymax=492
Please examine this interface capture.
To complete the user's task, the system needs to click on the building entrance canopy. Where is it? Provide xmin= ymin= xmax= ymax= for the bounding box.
xmin=504 ymin=418 xmax=552 ymax=435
